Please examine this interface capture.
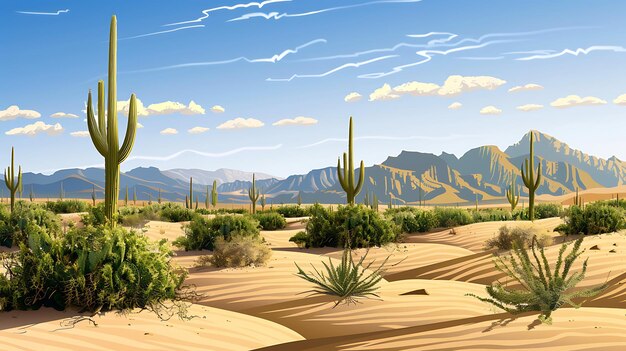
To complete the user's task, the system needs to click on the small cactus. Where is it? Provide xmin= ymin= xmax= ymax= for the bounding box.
xmin=248 ymin=173 xmax=260 ymax=214
xmin=124 ymin=185 xmax=129 ymax=206
xmin=158 ymin=188 xmax=162 ymax=204
xmin=211 ymin=180 xmax=218 ymax=208
xmin=261 ymin=193 xmax=266 ymax=211
xmin=4 ymin=147 xmax=22 ymax=212
xmin=507 ymin=177 xmax=520 ymax=211
xmin=91 ymin=185 xmax=97 ymax=206
xmin=133 ymin=186 xmax=137 ymax=206
xmin=29 ymin=185 xmax=34 ymax=203
xmin=185 ymin=177 xmax=193 ymax=209
xmin=337 ymin=117 xmax=364 ymax=205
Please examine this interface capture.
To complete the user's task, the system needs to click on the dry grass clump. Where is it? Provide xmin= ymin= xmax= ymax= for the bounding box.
xmin=197 ymin=234 xmax=271 ymax=268
xmin=485 ymin=225 xmax=552 ymax=251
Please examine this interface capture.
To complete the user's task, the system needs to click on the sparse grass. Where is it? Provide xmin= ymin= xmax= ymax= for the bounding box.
xmin=295 ymin=248 xmax=387 ymax=307
xmin=469 ymin=237 xmax=606 ymax=324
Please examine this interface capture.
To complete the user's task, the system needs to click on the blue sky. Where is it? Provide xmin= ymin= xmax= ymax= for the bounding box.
xmin=2 ymin=0 xmax=626 ymax=177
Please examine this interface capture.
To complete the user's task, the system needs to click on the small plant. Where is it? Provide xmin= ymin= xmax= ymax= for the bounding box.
xmin=207 ymin=234 xmax=272 ymax=268
xmin=252 ymin=212 xmax=286 ymax=230
xmin=535 ymin=203 xmax=563 ymax=219
xmin=433 ymin=207 xmax=473 ymax=228
xmin=485 ymin=225 xmax=552 ymax=251
xmin=295 ymin=248 xmax=387 ymax=307
xmin=506 ymin=177 xmax=519 ymax=211
xmin=468 ymin=237 xmax=605 ymax=324
xmin=174 ymin=214 xmax=260 ymax=251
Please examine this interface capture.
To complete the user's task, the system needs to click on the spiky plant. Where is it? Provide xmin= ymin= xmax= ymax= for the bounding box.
xmin=295 ymin=248 xmax=388 ymax=307
xmin=185 ymin=177 xmax=193 ymax=209
xmin=573 ymin=187 xmax=581 ymax=207
xmin=521 ymin=132 xmax=541 ymax=221
xmin=337 ymin=117 xmax=364 ymax=205
xmin=4 ymin=147 xmax=22 ymax=212
xmin=297 ymin=191 xmax=302 ymax=206
xmin=468 ymin=237 xmax=605 ymax=324
xmin=211 ymin=180 xmax=218 ymax=208
xmin=86 ymin=16 xmax=138 ymax=225
xmin=148 ymin=193 xmax=152 ymax=205
xmin=507 ymin=177 xmax=520 ymax=211
xmin=248 ymin=173 xmax=259 ymax=214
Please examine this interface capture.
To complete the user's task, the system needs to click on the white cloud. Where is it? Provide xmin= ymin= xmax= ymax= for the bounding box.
xmin=114 ymin=98 xmax=205 ymax=117
xmin=479 ymin=105 xmax=502 ymax=115
xmin=344 ymin=92 xmax=362 ymax=103
xmin=516 ymin=45 xmax=626 ymax=61
xmin=137 ymin=123 xmax=144 ymax=128
xmin=211 ymin=105 xmax=225 ymax=113
xmin=448 ymin=102 xmax=462 ymax=110
xmin=272 ymin=116 xmax=318 ymax=126
xmin=369 ymin=84 xmax=400 ymax=101
xmin=508 ymin=83 xmax=544 ymax=93
xmin=70 ymin=131 xmax=90 ymax=138
xmin=550 ymin=95 xmax=607 ymax=108
xmin=217 ymin=117 xmax=264 ymax=129
xmin=51 ymin=112 xmax=79 ymax=118
xmin=6 ymin=121 xmax=63 ymax=136
xmin=160 ymin=128 xmax=179 ymax=135
xmin=438 ymin=75 xmax=506 ymax=96
xmin=0 ymin=105 xmax=41 ymax=121
xmin=516 ymin=104 xmax=544 ymax=112
xmin=613 ymin=94 xmax=626 ymax=105
xmin=393 ymin=81 xmax=440 ymax=96
xmin=188 ymin=126 xmax=210 ymax=134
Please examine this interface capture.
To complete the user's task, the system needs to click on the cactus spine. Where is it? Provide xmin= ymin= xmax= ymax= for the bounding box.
xmin=4 ymin=147 xmax=22 ymax=212
xmin=248 ymin=173 xmax=260 ymax=214
xmin=337 ymin=116 xmax=365 ymax=205
xmin=86 ymin=16 xmax=138 ymax=225
xmin=506 ymin=177 xmax=520 ymax=211
xmin=521 ymin=132 xmax=541 ymax=221
xmin=211 ymin=180 xmax=218 ymax=207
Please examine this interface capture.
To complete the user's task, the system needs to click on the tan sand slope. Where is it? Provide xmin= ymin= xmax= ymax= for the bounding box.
xmin=0 ymin=304 xmax=303 ymax=351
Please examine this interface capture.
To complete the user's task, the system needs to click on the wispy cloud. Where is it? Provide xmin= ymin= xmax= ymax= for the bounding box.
xmin=515 ymin=45 xmax=626 ymax=61
xmin=298 ymin=134 xmax=480 ymax=148
xmin=164 ymin=0 xmax=292 ymax=26
xmin=273 ymin=116 xmax=318 ymax=126
xmin=120 ymin=25 xmax=205 ymax=40
xmin=267 ymin=55 xmax=397 ymax=82
xmin=217 ymin=117 xmax=265 ymax=129
xmin=16 ymin=9 xmax=69 ymax=16
xmin=227 ymin=0 xmax=422 ymax=22
xmin=250 ymin=39 xmax=326 ymax=63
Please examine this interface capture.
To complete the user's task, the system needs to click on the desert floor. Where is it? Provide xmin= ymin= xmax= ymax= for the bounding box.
xmin=3 ymin=207 xmax=626 ymax=350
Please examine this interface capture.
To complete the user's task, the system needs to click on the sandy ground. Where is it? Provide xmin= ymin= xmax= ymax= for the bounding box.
xmin=3 ymin=208 xmax=626 ymax=350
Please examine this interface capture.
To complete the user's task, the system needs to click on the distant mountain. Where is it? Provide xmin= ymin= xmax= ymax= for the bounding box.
xmin=8 ymin=131 xmax=624 ymax=205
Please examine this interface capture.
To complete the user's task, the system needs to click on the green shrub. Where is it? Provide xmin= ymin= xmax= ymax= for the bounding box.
xmin=204 ymin=234 xmax=272 ymax=268
xmin=252 ymin=212 xmax=286 ymax=231
xmin=195 ymin=208 xmax=247 ymax=215
xmin=295 ymin=248 xmax=387 ymax=306
xmin=535 ymin=203 xmax=563 ymax=219
xmin=433 ymin=207 xmax=473 ymax=228
xmin=44 ymin=200 xmax=90 ymax=214
xmin=159 ymin=203 xmax=196 ymax=222
xmin=0 ymin=202 xmax=61 ymax=247
xmin=81 ymin=203 xmax=108 ymax=226
xmin=387 ymin=208 xmax=437 ymax=233
xmin=289 ymin=231 xmax=309 ymax=248
xmin=561 ymin=204 xmax=625 ymax=235
xmin=471 ymin=208 xmax=513 ymax=223
xmin=468 ymin=237 xmax=605 ymax=324
xmin=0 ymin=224 xmax=185 ymax=313
xmin=485 ymin=225 xmax=552 ymax=251
xmin=290 ymin=204 xmax=398 ymax=249
xmin=274 ymin=205 xmax=310 ymax=218
xmin=174 ymin=215 xmax=260 ymax=251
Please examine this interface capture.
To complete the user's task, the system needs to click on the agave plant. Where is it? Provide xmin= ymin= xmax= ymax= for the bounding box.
xmin=295 ymin=248 xmax=388 ymax=307
xmin=468 ymin=237 xmax=606 ymax=324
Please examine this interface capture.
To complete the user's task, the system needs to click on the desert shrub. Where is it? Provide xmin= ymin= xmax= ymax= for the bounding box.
xmin=205 ymin=234 xmax=271 ymax=268
xmin=158 ymin=203 xmax=196 ymax=222
xmin=0 ymin=224 xmax=186 ymax=313
xmin=468 ymin=237 xmax=605 ymax=324
xmin=561 ymin=204 xmax=625 ymax=235
xmin=472 ymin=208 xmax=513 ymax=223
xmin=44 ymin=200 xmax=90 ymax=214
xmin=289 ymin=231 xmax=309 ymax=248
xmin=0 ymin=203 xmax=61 ymax=247
xmin=387 ymin=208 xmax=437 ymax=233
xmin=433 ymin=207 xmax=473 ymax=228
xmin=252 ymin=212 xmax=286 ymax=231
xmin=485 ymin=225 xmax=552 ymax=251
xmin=274 ymin=205 xmax=310 ymax=218
xmin=535 ymin=203 xmax=563 ymax=219
xmin=196 ymin=208 xmax=247 ymax=215
xmin=290 ymin=204 xmax=398 ymax=249
xmin=174 ymin=215 xmax=260 ymax=251
xmin=295 ymin=248 xmax=387 ymax=306
xmin=81 ymin=203 xmax=108 ymax=226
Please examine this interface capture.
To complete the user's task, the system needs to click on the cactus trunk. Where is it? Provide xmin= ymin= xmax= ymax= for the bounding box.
xmin=506 ymin=177 xmax=520 ymax=211
xmin=211 ymin=180 xmax=218 ymax=207
xmin=521 ymin=132 xmax=541 ymax=221
xmin=337 ymin=117 xmax=365 ymax=205
xmin=4 ymin=147 xmax=22 ymax=213
xmin=248 ymin=173 xmax=259 ymax=214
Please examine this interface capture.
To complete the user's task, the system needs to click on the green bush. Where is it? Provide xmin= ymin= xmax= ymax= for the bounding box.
xmin=44 ymin=200 xmax=90 ymax=214
xmin=195 ymin=208 xmax=247 ymax=215
xmin=0 ymin=202 xmax=61 ymax=247
xmin=274 ymin=205 xmax=310 ymax=218
xmin=81 ymin=203 xmax=108 ymax=226
xmin=203 ymin=234 xmax=271 ymax=268
xmin=158 ymin=203 xmax=196 ymax=222
xmin=535 ymin=203 xmax=563 ymax=219
xmin=252 ymin=212 xmax=286 ymax=231
xmin=290 ymin=204 xmax=398 ymax=249
xmin=471 ymin=208 xmax=513 ymax=223
xmin=561 ymin=204 xmax=625 ymax=235
xmin=0 ymin=224 xmax=185 ymax=313
xmin=485 ymin=225 xmax=552 ymax=251
xmin=433 ymin=207 xmax=473 ymax=228
xmin=289 ymin=231 xmax=309 ymax=248
xmin=387 ymin=208 xmax=437 ymax=233
xmin=174 ymin=215 xmax=260 ymax=251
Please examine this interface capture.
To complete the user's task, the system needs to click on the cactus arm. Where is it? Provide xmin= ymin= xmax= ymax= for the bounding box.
xmin=118 ymin=94 xmax=138 ymax=163
xmin=337 ymin=157 xmax=347 ymax=190
xmin=354 ymin=160 xmax=365 ymax=196
xmin=16 ymin=167 xmax=22 ymax=192
xmin=534 ymin=163 xmax=542 ymax=190
xmin=86 ymin=90 xmax=108 ymax=156
xmin=97 ymin=81 xmax=106 ymax=136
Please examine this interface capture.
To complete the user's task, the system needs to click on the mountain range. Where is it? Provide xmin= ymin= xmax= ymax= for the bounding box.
xmin=8 ymin=131 xmax=624 ymax=205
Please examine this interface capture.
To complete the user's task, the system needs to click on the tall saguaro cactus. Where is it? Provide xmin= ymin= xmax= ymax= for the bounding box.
xmin=521 ymin=132 xmax=541 ymax=221
xmin=506 ymin=177 xmax=520 ymax=211
xmin=4 ymin=147 xmax=22 ymax=212
xmin=248 ymin=173 xmax=260 ymax=214
xmin=211 ymin=180 xmax=218 ymax=207
xmin=185 ymin=177 xmax=193 ymax=209
xmin=86 ymin=16 xmax=138 ymax=224
xmin=91 ymin=185 xmax=97 ymax=206
xmin=337 ymin=117 xmax=365 ymax=205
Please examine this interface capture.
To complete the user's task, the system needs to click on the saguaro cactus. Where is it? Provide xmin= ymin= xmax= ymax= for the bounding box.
xmin=521 ymin=132 xmax=541 ymax=221
xmin=260 ymin=193 xmax=266 ymax=211
xmin=133 ymin=186 xmax=137 ymax=206
xmin=211 ymin=180 xmax=218 ymax=207
xmin=248 ymin=173 xmax=260 ymax=214
xmin=337 ymin=117 xmax=365 ymax=205
xmin=506 ymin=177 xmax=519 ymax=211
xmin=573 ymin=187 xmax=581 ymax=207
xmin=124 ymin=185 xmax=129 ymax=206
xmin=158 ymin=188 xmax=162 ymax=204
xmin=91 ymin=185 xmax=97 ymax=206
xmin=4 ymin=147 xmax=22 ymax=212
xmin=185 ymin=177 xmax=193 ymax=209
xmin=86 ymin=16 xmax=138 ymax=224
xmin=297 ymin=191 xmax=302 ymax=206
xmin=29 ymin=185 xmax=34 ymax=202
xmin=59 ymin=182 xmax=64 ymax=201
